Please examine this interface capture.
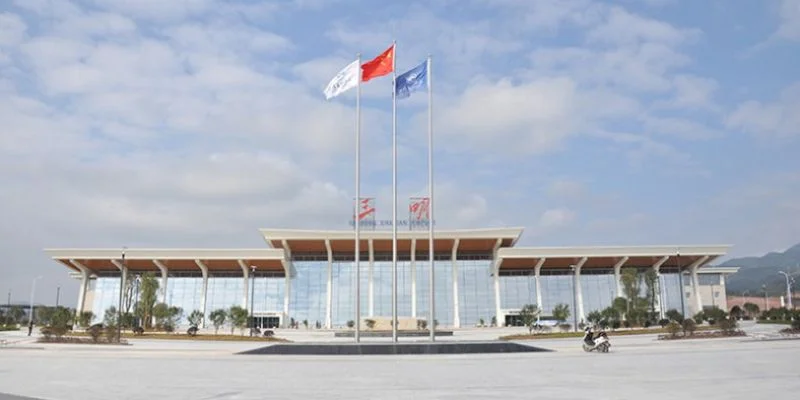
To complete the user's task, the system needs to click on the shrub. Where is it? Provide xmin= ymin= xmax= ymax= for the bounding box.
xmin=104 ymin=325 xmax=118 ymax=343
xmin=666 ymin=321 xmax=681 ymax=338
xmin=643 ymin=320 xmax=652 ymax=328
xmin=718 ymin=318 xmax=738 ymax=335
xmin=558 ymin=323 xmax=571 ymax=332
xmin=792 ymin=319 xmax=800 ymax=331
xmin=365 ymin=319 xmax=376 ymax=330
xmin=658 ymin=319 xmax=670 ymax=328
xmin=611 ymin=320 xmax=621 ymax=330
xmin=87 ymin=324 xmax=103 ymax=343
xmin=666 ymin=309 xmax=684 ymax=323
xmin=346 ymin=320 xmax=355 ymax=329
xmin=417 ymin=319 xmax=427 ymax=330
xmin=682 ymin=318 xmax=697 ymax=336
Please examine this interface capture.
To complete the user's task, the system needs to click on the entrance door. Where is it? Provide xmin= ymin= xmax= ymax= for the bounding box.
xmin=264 ymin=316 xmax=280 ymax=328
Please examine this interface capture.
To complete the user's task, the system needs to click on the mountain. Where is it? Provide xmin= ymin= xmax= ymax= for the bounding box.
xmin=717 ymin=243 xmax=800 ymax=295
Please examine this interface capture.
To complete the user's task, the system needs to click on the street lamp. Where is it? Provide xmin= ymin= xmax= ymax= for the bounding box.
xmin=778 ymin=271 xmax=794 ymax=309
xmin=28 ymin=276 xmax=42 ymax=336
xmin=762 ymin=284 xmax=768 ymax=310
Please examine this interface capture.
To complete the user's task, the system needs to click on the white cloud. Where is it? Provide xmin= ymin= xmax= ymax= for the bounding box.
xmin=547 ymin=179 xmax=586 ymax=199
xmin=726 ymin=82 xmax=800 ymax=138
xmin=775 ymin=0 xmax=800 ymax=41
xmin=437 ymin=77 xmax=579 ymax=154
xmin=641 ymin=116 xmax=723 ymax=141
xmin=538 ymin=208 xmax=577 ymax=229
xmin=586 ymin=6 xmax=701 ymax=47
xmin=0 ymin=12 xmax=27 ymax=46
xmin=656 ymin=74 xmax=720 ymax=112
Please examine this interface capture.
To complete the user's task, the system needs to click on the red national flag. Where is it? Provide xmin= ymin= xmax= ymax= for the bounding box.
xmin=361 ymin=44 xmax=394 ymax=82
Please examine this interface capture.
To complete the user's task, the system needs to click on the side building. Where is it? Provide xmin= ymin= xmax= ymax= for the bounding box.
xmin=45 ymin=227 xmax=736 ymax=328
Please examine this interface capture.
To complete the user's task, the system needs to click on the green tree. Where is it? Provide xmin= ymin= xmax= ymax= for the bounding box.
xmin=209 ymin=309 xmax=227 ymax=334
xmin=49 ymin=307 xmax=73 ymax=337
xmin=586 ymin=310 xmax=603 ymax=326
xmin=228 ymin=306 xmax=249 ymax=335
xmin=135 ymin=272 xmax=159 ymax=329
xmin=552 ymin=303 xmax=570 ymax=323
xmin=643 ymin=268 xmax=659 ymax=317
xmin=152 ymin=303 xmax=182 ymax=332
xmin=666 ymin=321 xmax=682 ymax=338
xmin=77 ymin=311 xmax=94 ymax=328
xmin=8 ymin=306 xmax=24 ymax=325
xmin=620 ymin=268 xmax=641 ymax=314
xmin=743 ymin=302 xmax=760 ymax=319
xmin=187 ymin=310 xmax=204 ymax=327
xmin=729 ymin=305 xmax=744 ymax=320
xmin=37 ymin=307 xmax=54 ymax=326
xmin=104 ymin=306 xmax=119 ymax=326
xmin=519 ymin=304 xmax=541 ymax=334
xmin=665 ymin=309 xmax=684 ymax=323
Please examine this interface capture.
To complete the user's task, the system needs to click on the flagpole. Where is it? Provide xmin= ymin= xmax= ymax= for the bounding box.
xmin=391 ymin=41 xmax=398 ymax=343
xmin=355 ymin=53 xmax=362 ymax=344
xmin=427 ymin=54 xmax=435 ymax=342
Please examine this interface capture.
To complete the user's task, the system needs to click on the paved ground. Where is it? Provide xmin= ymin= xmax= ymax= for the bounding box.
xmin=1 ymin=322 xmax=798 ymax=400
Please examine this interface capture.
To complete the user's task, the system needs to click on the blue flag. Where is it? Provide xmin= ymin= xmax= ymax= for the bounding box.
xmin=395 ymin=60 xmax=428 ymax=99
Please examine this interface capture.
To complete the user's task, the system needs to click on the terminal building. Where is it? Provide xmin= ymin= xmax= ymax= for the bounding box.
xmin=46 ymin=227 xmax=737 ymax=329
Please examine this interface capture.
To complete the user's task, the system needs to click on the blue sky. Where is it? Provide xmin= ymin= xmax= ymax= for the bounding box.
xmin=0 ymin=0 xmax=798 ymax=304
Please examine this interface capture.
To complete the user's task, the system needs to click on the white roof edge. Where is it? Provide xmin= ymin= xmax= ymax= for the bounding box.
xmin=260 ymin=227 xmax=525 ymax=241
xmin=44 ymin=248 xmax=285 ymax=260
xmin=497 ymin=245 xmax=732 ymax=258
xmin=698 ymin=266 xmax=739 ymax=274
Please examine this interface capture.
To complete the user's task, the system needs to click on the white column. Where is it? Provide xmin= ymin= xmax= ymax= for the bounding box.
xmin=69 ymin=260 xmax=91 ymax=315
xmin=368 ymin=239 xmax=374 ymax=317
xmin=153 ymin=260 xmax=169 ymax=305
xmin=194 ymin=260 xmax=209 ymax=328
xmin=651 ymin=256 xmax=668 ymax=319
xmin=534 ymin=258 xmax=545 ymax=318
xmin=491 ymin=239 xmax=503 ymax=327
xmin=613 ymin=256 xmax=628 ymax=299
xmin=281 ymin=240 xmax=292 ymax=327
xmin=110 ymin=259 xmax=128 ymax=304
xmin=689 ymin=256 xmax=709 ymax=315
xmin=494 ymin=270 xmax=502 ymax=327
xmin=325 ymin=239 xmax=333 ymax=329
xmin=238 ymin=260 xmax=249 ymax=309
xmin=574 ymin=257 xmax=587 ymax=324
xmin=451 ymin=239 xmax=461 ymax=328
xmin=410 ymin=238 xmax=417 ymax=318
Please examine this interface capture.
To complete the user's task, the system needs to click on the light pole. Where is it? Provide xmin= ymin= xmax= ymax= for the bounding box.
xmin=28 ymin=276 xmax=42 ymax=336
xmin=250 ymin=265 xmax=256 ymax=334
xmin=677 ymin=251 xmax=686 ymax=316
xmin=762 ymin=284 xmax=768 ymax=310
xmin=56 ymin=286 xmax=60 ymax=308
xmin=778 ymin=271 xmax=793 ymax=309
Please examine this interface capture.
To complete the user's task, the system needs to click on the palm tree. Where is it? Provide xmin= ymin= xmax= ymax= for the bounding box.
xmin=519 ymin=304 xmax=541 ymax=334
xmin=228 ymin=306 xmax=248 ymax=335
xmin=209 ymin=309 xmax=226 ymax=334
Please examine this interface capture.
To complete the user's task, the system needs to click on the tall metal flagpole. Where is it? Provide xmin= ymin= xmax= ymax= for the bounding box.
xmin=355 ymin=53 xmax=362 ymax=343
xmin=427 ymin=55 xmax=435 ymax=342
xmin=391 ymin=41 xmax=398 ymax=343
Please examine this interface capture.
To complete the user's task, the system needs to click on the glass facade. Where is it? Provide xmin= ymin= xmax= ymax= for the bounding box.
xmin=84 ymin=257 xmax=719 ymax=327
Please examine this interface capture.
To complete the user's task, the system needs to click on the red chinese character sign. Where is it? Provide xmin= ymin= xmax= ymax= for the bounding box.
xmin=408 ymin=197 xmax=430 ymax=230
xmin=352 ymin=197 xmax=376 ymax=229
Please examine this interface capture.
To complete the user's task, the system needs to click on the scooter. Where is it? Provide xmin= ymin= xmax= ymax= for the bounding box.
xmin=582 ymin=327 xmax=611 ymax=353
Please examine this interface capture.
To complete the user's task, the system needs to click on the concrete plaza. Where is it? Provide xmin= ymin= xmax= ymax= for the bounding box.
xmin=1 ymin=323 xmax=798 ymax=400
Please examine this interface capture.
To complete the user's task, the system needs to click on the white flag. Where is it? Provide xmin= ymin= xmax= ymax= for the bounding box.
xmin=323 ymin=59 xmax=359 ymax=100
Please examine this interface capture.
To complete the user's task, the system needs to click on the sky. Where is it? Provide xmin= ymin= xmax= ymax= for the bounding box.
xmin=1 ymin=0 xmax=798 ymax=307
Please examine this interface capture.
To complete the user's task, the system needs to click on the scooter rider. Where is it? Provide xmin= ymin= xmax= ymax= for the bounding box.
xmin=583 ymin=327 xmax=595 ymax=346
